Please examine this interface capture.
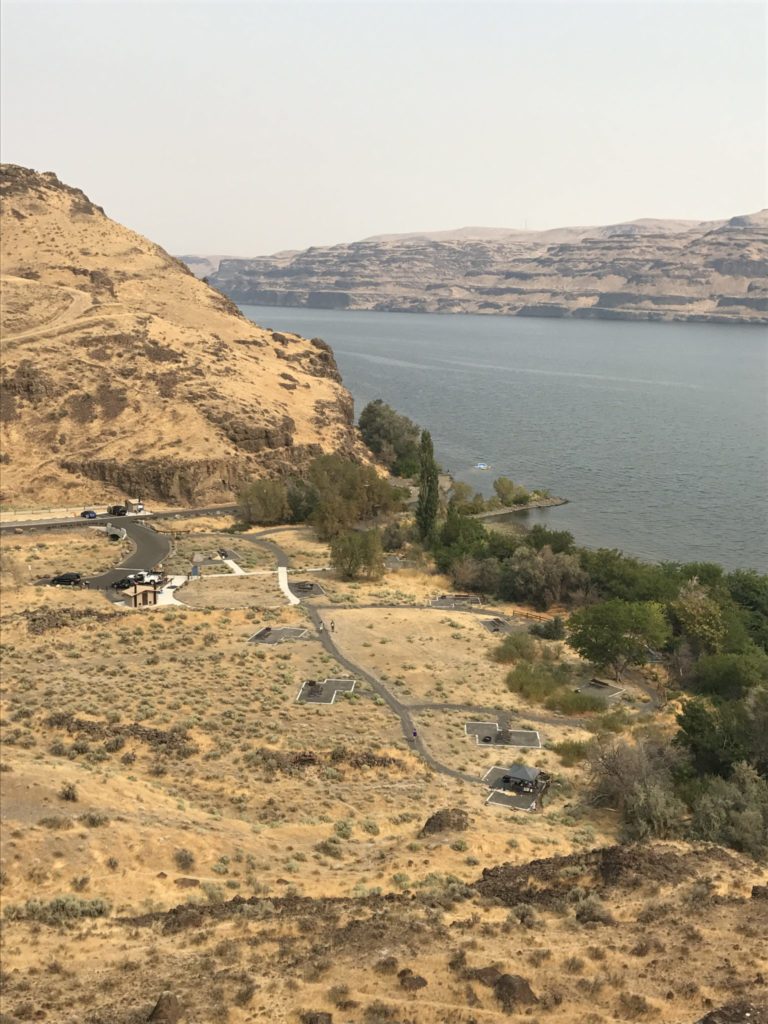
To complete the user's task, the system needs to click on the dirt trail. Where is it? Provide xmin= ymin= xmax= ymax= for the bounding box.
xmin=1 ymin=280 xmax=95 ymax=341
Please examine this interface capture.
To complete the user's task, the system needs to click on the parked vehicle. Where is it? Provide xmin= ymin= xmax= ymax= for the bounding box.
xmin=50 ymin=572 xmax=83 ymax=586
xmin=132 ymin=571 xmax=163 ymax=585
xmin=112 ymin=576 xmax=135 ymax=590
xmin=80 ymin=509 xmax=97 ymax=519
xmin=106 ymin=505 xmax=128 ymax=516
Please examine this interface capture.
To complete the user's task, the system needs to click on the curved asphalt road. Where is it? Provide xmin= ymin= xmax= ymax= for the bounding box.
xmin=87 ymin=520 xmax=172 ymax=589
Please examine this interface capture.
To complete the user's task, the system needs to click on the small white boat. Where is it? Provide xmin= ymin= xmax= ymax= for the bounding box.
xmin=474 ymin=462 xmax=491 ymax=470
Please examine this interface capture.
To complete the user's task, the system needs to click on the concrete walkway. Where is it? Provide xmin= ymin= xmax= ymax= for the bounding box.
xmin=277 ymin=565 xmax=300 ymax=606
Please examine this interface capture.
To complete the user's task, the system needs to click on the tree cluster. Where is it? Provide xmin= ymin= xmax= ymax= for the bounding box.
xmin=358 ymin=399 xmax=422 ymax=477
xmin=237 ymin=455 xmax=405 ymax=540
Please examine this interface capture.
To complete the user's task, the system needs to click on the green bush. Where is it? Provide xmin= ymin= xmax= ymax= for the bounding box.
xmin=493 ymin=632 xmax=536 ymax=664
xmin=4 ymin=896 xmax=111 ymax=924
xmin=551 ymin=740 xmax=590 ymax=766
xmin=530 ymin=616 xmax=566 ymax=640
xmin=58 ymin=782 xmax=77 ymax=802
xmin=546 ymin=690 xmax=603 ymax=715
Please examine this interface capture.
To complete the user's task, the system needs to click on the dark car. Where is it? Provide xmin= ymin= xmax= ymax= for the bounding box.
xmin=80 ymin=509 xmax=97 ymax=519
xmin=50 ymin=572 xmax=83 ymax=587
xmin=107 ymin=505 xmax=128 ymax=516
xmin=112 ymin=576 xmax=135 ymax=590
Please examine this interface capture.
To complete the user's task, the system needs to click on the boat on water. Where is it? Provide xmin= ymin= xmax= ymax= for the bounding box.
xmin=474 ymin=462 xmax=491 ymax=471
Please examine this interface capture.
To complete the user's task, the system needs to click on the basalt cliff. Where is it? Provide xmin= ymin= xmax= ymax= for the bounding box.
xmin=199 ymin=213 xmax=768 ymax=324
xmin=0 ymin=165 xmax=368 ymax=507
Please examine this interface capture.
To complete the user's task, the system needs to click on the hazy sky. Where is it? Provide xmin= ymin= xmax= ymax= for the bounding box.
xmin=1 ymin=0 xmax=765 ymax=254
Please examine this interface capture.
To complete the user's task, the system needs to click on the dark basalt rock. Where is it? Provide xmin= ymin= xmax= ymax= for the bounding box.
xmin=695 ymin=1003 xmax=768 ymax=1024
xmin=148 ymin=991 xmax=180 ymax=1023
xmin=493 ymin=974 xmax=538 ymax=1012
xmin=419 ymin=808 xmax=469 ymax=836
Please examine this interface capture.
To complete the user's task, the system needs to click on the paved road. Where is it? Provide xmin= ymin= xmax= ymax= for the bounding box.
xmin=84 ymin=520 xmax=172 ymax=589
xmin=0 ymin=505 xmax=237 ymax=533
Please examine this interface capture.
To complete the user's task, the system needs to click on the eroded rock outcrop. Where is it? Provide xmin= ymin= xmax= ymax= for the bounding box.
xmin=201 ymin=212 xmax=768 ymax=325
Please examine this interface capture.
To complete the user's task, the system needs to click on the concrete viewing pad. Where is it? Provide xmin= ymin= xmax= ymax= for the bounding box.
xmin=466 ymin=722 xmax=542 ymax=748
xmin=483 ymin=763 xmax=549 ymax=812
xmin=430 ymin=593 xmax=482 ymax=609
xmin=288 ymin=580 xmax=326 ymax=598
xmin=574 ymin=678 xmax=625 ymax=702
xmin=296 ymin=677 xmax=356 ymax=704
xmin=486 ymin=790 xmax=539 ymax=811
xmin=248 ymin=626 xmax=309 ymax=645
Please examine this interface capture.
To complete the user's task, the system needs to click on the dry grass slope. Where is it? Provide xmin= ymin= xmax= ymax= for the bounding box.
xmin=0 ymin=164 xmax=368 ymax=509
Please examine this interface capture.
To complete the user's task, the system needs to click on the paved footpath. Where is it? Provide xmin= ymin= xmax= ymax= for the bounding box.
xmin=243 ymin=530 xmax=634 ymax=787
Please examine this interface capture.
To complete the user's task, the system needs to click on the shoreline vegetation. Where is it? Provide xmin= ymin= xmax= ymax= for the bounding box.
xmin=232 ymin=413 xmax=768 ymax=863
xmin=470 ymin=495 xmax=569 ymax=519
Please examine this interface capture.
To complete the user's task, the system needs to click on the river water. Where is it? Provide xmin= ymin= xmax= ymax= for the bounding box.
xmin=240 ymin=304 xmax=768 ymax=572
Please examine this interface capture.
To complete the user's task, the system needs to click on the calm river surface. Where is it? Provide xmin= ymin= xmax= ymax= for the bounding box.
xmin=241 ymin=305 xmax=767 ymax=572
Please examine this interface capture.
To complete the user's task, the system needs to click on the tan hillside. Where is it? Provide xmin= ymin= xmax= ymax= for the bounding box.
xmin=0 ymin=164 xmax=368 ymax=508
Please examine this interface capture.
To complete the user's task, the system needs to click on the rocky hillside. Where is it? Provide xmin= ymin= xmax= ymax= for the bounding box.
xmin=201 ymin=213 xmax=768 ymax=324
xmin=0 ymin=165 xmax=368 ymax=507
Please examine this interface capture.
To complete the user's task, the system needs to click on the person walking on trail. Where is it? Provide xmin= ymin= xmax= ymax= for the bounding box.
xmin=330 ymin=621 xmax=335 ymax=633
xmin=412 ymin=729 xmax=418 ymax=741
xmin=319 ymin=622 xmax=324 ymax=634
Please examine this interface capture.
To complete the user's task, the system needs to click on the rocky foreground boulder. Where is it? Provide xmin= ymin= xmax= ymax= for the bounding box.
xmin=419 ymin=808 xmax=470 ymax=835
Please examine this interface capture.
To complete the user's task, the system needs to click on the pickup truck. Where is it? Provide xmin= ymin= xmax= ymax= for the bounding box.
xmin=132 ymin=571 xmax=164 ymax=585
xmin=106 ymin=505 xmax=127 ymax=516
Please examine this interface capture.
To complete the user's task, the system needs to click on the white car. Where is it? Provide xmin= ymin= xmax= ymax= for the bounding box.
xmin=132 ymin=571 xmax=163 ymax=585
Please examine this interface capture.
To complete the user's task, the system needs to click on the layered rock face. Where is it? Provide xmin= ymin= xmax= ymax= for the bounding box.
xmin=0 ymin=165 xmax=368 ymax=507
xmin=202 ymin=213 xmax=768 ymax=324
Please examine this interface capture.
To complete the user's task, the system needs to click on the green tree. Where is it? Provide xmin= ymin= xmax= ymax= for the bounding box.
xmin=358 ymin=399 xmax=421 ymax=477
xmin=448 ymin=480 xmax=475 ymax=512
xmin=330 ymin=529 xmax=384 ymax=580
xmin=286 ymin=479 xmax=317 ymax=524
xmin=690 ymin=650 xmax=768 ymax=701
xmin=330 ymin=531 xmax=365 ymax=579
xmin=359 ymin=528 xmax=385 ymax=579
xmin=690 ymin=763 xmax=768 ymax=859
xmin=579 ymin=548 xmax=678 ymax=603
xmin=493 ymin=476 xmax=517 ymax=506
xmin=415 ymin=430 xmax=439 ymax=542
xmin=676 ymin=689 xmax=768 ymax=777
xmin=526 ymin=525 xmax=575 ymax=554
xmin=671 ymin=579 xmax=726 ymax=656
xmin=238 ymin=479 xmax=288 ymax=525
xmin=308 ymin=455 xmax=402 ymax=540
xmin=567 ymin=599 xmax=671 ymax=680
xmin=726 ymin=569 xmax=768 ymax=652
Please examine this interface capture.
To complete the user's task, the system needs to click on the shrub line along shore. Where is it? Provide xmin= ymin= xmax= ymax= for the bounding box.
xmin=470 ymin=496 xmax=569 ymax=520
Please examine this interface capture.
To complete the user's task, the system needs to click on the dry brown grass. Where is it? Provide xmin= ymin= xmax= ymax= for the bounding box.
xmin=2 ymin=529 xmax=762 ymax=1023
xmin=0 ymin=526 xmax=130 ymax=580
